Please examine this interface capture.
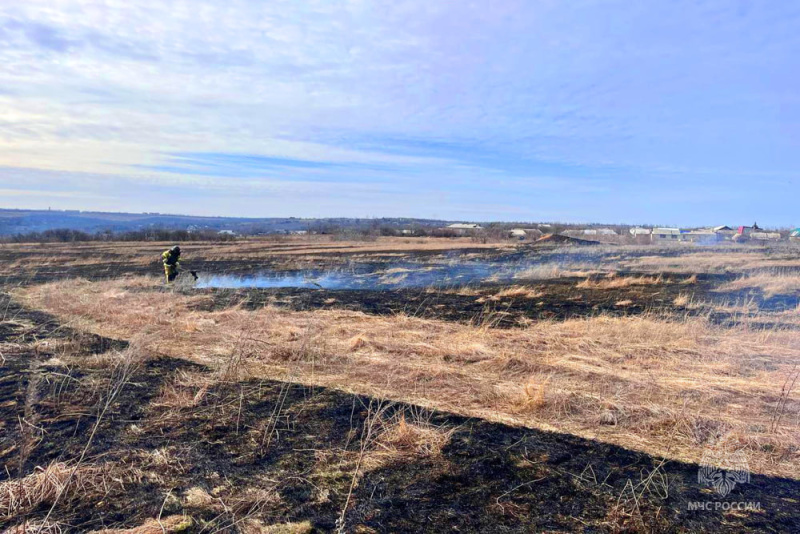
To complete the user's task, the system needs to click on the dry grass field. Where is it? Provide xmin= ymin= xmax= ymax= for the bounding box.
xmin=1 ymin=238 xmax=799 ymax=532
xmin=15 ymin=276 xmax=800 ymax=479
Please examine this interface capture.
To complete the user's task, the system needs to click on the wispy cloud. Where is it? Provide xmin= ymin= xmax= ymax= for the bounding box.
xmin=0 ymin=188 xmax=114 ymax=200
xmin=0 ymin=1 xmax=798 ymax=224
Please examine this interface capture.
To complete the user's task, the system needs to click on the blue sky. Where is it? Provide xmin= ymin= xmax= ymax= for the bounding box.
xmin=1 ymin=1 xmax=798 ymax=226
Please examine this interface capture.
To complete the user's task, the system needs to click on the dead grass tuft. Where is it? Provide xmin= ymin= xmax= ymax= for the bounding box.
xmin=155 ymin=375 xmax=209 ymax=410
xmin=451 ymin=286 xmax=482 ymax=297
xmin=250 ymin=520 xmax=313 ymax=534
xmin=491 ymin=286 xmax=544 ymax=300
xmin=672 ymin=293 xmax=691 ymax=307
xmin=576 ymin=274 xmax=663 ymax=290
xmin=88 ymin=515 xmax=194 ymax=533
xmin=348 ymin=334 xmax=370 ymax=351
xmin=0 ymin=462 xmax=112 ymax=520
xmin=182 ymin=486 xmax=215 ymax=508
xmin=3 ymin=520 xmax=65 ymax=534
xmin=514 ymin=375 xmax=551 ymax=412
xmin=367 ymin=410 xmax=454 ymax=468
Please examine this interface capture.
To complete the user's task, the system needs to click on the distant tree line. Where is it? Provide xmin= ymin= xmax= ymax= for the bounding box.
xmin=2 ymin=221 xmax=668 ymax=244
xmin=313 ymin=223 xmax=468 ymax=240
xmin=1 ymin=228 xmax=238 ymax=243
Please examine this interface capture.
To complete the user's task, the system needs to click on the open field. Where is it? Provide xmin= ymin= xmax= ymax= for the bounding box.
xmin=0 ymin=237 xmax=510 ymax=281
xmin=1 ymin=238 xmax=799 ymax=532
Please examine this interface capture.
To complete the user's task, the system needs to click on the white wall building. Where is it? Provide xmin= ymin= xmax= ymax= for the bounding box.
xmin=651 ymin=227 xmax=681 ymax=242
xmin=444 ymin=223 xmax=483 ymax=235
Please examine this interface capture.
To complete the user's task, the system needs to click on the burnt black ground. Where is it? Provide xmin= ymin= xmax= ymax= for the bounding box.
xmin=183 ymin=270 xmax=799 ymax=330
xmin=1 ymin=293 xmax=799 ymax=532
xmin=184 ymin=273 xmax=722 ymax=327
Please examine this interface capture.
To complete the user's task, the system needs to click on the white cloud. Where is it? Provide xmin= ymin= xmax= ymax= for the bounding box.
xmin=0 ymin=1 xmax=798 ymax=224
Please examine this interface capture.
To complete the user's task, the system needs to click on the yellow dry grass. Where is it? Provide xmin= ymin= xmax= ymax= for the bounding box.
xmin=16 ymin=278 xmax=800 ymax=479
xmin=0 ymin=462 xmax=111 ymax=520
xmin=88 ymin=515 xmax=194 ymax=534
xmin=491 ymin=286 xmax=544 ymax=299
xmin=621 ymin=249 xmax=800 ymax=274
xmin=366 ymin=411 xmax=454 ymax=469
xmin=672 ymin=294 xmax=691 ymax=307
xmin=513 ymin=262 xmax=599 ymax=280
xmin=576 ymin=274 xmax=662 ymax=290
xmin=717 ymin=272 xmax=800 ymax=297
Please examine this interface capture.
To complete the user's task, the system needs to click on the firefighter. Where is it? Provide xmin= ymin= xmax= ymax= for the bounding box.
xmin=162 ymin=245 xmax=182 ymax=283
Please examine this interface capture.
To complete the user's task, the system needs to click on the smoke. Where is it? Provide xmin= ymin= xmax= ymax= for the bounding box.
xmin=194 ymin=246 xmax=617 ymax=291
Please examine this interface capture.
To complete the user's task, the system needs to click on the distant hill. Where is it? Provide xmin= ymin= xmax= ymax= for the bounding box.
xmin=0 ymin=208 xmax=451 ymax=236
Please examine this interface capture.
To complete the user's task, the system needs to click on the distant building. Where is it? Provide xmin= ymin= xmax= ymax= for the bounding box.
xmin=218 ymin=230 xmax=236 ymax=236
xmin=522 ymin=228 xmax=543 ymax=239
xmin=733 ymin=223 xmax=764 ymax=242
xmin=445 ymin=223 xmax=483 ymax=235
xmin=566 ymin=228 xmax=617 ymax=237
xmin=508 ymin=228 xmax=542 ymax=240
xmin=711 ymin=225 xmax=736 ymax=240
xmin=651 ymin=228 xmax=681 ymax=242
xmin=447 ymin=223 xmax=482 ymax=230
xmin=790 ymin=228 xmax=800 ymax=241
xmin=736 ymin=223 xmax=761 ymax=237
xmin=750 ymin=232 xmax=781 ymax=241
xmin=681 ymin=230 xmax=719 ymax=243
xmin=629 ymin=227 xmax=651 ymax=243
xmin=596 ymin=228 xmax=618 ymax=236
xmin=732 ymin=223 xmax=783 ymax=242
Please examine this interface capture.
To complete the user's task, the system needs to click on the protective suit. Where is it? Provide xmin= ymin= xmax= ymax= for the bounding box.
xmin=162 ymin=245 xmax=181 ymax=283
